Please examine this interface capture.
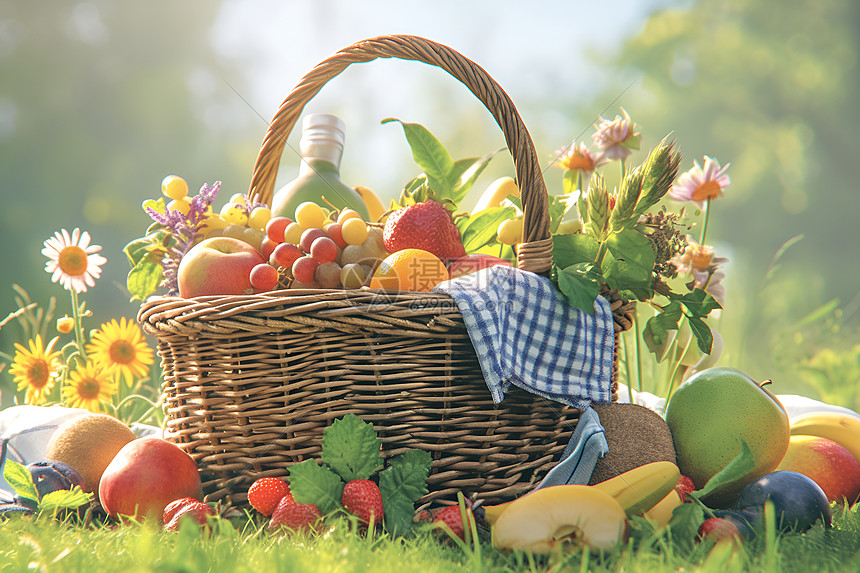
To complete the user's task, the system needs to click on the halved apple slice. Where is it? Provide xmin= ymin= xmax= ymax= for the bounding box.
xmin=492 ymin=485 xmax=627 ymax=554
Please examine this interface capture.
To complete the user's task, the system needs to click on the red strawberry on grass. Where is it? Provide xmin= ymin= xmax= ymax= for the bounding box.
xmin=675 ymin=474 xmax=696 ymax=502
xmin=268 ymin=495 xmax=323 ymax=534
xmin=248 ymin=476 xmax=292 ymax=516
xmin=163 ymin=497 xmax=216 ymax=531
xmin=341 ymin=479 xmax=384 ymax=526
xmin=432 ymin=505 xmax=475 ymax=541
xmin=697 ymin=517 xmax=743 ymax=544
xmin=383 ymin=200 xmax=466 ymax=261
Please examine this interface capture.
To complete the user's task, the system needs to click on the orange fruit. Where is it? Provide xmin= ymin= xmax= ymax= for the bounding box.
xmin=369 ymin=248 xmax=450 ymax=292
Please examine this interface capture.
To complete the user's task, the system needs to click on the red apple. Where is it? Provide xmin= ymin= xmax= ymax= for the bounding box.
xmin=776 ymin=435 xmax=860 ymax=504
xmin=177 ymin=237 xmax=266 ymax=298
xmin=99 ymin=438 xmax=203 ymax=523
xmin=447 ymin=254 xmax=512 ymax=279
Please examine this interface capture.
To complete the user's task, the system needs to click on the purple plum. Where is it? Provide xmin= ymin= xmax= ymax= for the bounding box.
xmin=27 ymin=460 xmax=86 ymax=499
xmin=734 ymin=470 xmax=832 ymax=533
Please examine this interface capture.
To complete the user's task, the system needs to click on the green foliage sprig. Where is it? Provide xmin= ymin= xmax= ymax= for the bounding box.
xmin=288 ymin=414 xmax=432 ymax=537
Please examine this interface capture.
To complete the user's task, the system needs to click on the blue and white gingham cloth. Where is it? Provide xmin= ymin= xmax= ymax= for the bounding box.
xmin=432 ymin=265 xmax=615 ymax=409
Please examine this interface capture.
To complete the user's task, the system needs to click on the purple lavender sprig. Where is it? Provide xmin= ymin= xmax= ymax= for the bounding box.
xmin=144 ymin=182 xmax=221 ymax=295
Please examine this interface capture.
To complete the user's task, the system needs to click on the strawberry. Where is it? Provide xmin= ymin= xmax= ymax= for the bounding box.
xmin=163 ymin=497 xmax=215 ymax=531
xmin=248 ymin=477 xmax=291 ymax=516
xmin=341 ymin=479 xmax=384 ymax=526
xmin=675 ymin=474 xmax=696 ymax=502
xmin=432 ymin=505 xmax=474 ymax=541
xmin=383 ymin=200 xmax=466 ymax=261
xmin=268 ymin=495 xmax=322 ymax=534
xmin=697 ymin=517 xmax=742 ymax=543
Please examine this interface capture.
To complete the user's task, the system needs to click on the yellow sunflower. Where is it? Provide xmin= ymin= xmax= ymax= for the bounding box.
xmin=8 ymin=335 xmax=62 ymax=405
xmin=86 ymin=317 xmax=154 ymax=386
xmin=63 ymin=360 xmax=117 ymax=413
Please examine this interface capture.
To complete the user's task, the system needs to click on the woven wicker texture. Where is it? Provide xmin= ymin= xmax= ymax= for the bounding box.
xmin=139 ymin=35 xmax=633 ymax=508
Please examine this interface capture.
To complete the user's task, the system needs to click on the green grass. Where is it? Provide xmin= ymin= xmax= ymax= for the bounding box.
xmin=3 ymin=505 xmax=860 ymax=572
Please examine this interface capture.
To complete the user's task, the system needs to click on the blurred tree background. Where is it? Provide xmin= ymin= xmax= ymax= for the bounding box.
xmin=1 ymin=0 xmax=857 ymax=408
xmin=583 ymin=0 xmax=860 ymax=401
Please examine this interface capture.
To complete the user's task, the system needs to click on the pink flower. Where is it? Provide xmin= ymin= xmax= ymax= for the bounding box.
xmin=668 ymin=156 xmax=731 ymax=208
xmin=693 ymin=268 xmax=726 ymax=306
xmin=671 ymin=235 xmax=729 ymax=276
xmin=592 ymin=108 xmax=641 ymax=160
xmin=553 ymin=141 xmax=609 ymax=178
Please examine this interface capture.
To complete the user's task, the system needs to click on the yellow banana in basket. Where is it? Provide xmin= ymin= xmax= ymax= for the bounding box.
xmin=354 ymin=185 xmax=387 ymax=223
xmin=790 ymin=411 xmax=860 ymax=466
xmin=483 ymin=460 xmax=680 ymax=526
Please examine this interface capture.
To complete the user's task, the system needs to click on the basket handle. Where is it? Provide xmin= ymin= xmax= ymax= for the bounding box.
xmin=248 ymin=35 xmax=553 ymax=273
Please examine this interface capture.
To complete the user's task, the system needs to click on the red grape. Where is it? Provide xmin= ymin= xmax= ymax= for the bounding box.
xmin=265 ymin=216 xmax=293 ymax=243
xmin=299 ymin=228 xmax=328 ymax=253
xmin=270 ymin=243 xmax=302 ymax=269
xmin=326 ymin=223 xmax=348 ymax=249
xmin=260 ymin=237 xmax=278 ymax=260
xmin=310 ymin=237 xmax=338 ymax=264
xmin=292 ymin=256 xmax=319 ymax=284
xmin=250 ymin=263 xmax=279 ymax=291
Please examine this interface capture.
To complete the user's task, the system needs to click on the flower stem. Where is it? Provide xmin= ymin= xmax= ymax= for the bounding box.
xmin=70 ymin=290 xmax=87 ymax=363
xmin=633 ymin=310 xmax=643 ymax=394
xmin=699 ymin=198 xmax=712 ymax=245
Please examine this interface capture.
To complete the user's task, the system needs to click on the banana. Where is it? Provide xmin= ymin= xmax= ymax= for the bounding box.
xmin=790 ymin=411 xmax=860 ymax=466
xmin=592 ymin=461 xmax=680 ymax=517
xmin=483 ymin=461 xmax=680 ymax=526
xmin=471 ymin=177 xmax=519 ymax=215
xmin=354 ymin=185 xmax=387 ymax=223
xmin=642 ymin=489 xmax=683 ymax=529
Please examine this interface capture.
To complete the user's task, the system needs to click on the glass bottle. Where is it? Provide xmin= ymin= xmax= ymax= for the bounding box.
xmin=270 ymin=114 xmax=370 ymax=221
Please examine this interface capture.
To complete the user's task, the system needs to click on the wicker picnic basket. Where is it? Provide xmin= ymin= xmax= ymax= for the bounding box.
xmin=137 ymin=35 xmax=635 ymax=508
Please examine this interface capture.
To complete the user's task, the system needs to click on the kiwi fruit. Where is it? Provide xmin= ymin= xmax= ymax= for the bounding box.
xmin=588 ymin=403 xmax=677 ymax=485
xmin=45 ymin=413 xmax=138 ymax=496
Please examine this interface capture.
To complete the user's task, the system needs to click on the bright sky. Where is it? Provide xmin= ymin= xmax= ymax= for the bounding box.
xmin=208 ymin=0 xmax=678 ymax=198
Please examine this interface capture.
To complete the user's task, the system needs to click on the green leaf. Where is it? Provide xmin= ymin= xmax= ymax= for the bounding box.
xmin=667 ymin=501 xmax=706 ymax=549
xmin=505 ymin=195 xmax=523 ymax=211
xmin=379 ymin=449 xmax=432 ymax=537
xmin=383 ymin=118 xmax=454 ymax=198
xmin=677 ymin=288 xmax=722 ymax=318
xmin=600 ymin=228 xmax=656 ymax=300
xmin=142 ymin=197 xmax=166 ymax=215
xmin=448 ymin=148 xmax=504 ymax=204
xmin=123 ymin=237 xmax=153 ymax=267
xmin=547 ymin=195 xmax=570 ymax=234
xmin=552 ymin=233 xmax=600 ymax=270
xmin=321 ymin=414 xmax=382 ymax=482
xmin=686 ymin=315 xmax=714 ymax=354
xmin=39 ymin=486 xmax=93 ymax=511
xmin=692 ymin=441 xmax=756 ymax=502
xmin=3 ymin=460 xmax=38 ymax=502
xmin=459 ymin=207 xmax=515 ymax=253
xmin=642 ymin=301 xmax=684 ymax=359
xmin=562 ymin=170 xmax=582 ymax=196
xmin=127 ymin=257 xmax=163 ymax=302
xmin=556 ymin=263 xmax=601 ymax=315
xmin=288 ymin=459 xmax=345 ymax=515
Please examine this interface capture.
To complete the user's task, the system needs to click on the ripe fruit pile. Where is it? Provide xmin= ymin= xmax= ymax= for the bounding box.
xmin=243 ymin=415 xmax=431 ymax=537
xmin=168 ymin=175 xmax=517 ymax=296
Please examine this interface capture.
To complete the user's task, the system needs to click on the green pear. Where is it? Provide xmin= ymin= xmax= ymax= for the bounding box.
xmin=664 ymin=366 xmax=790 ymax=505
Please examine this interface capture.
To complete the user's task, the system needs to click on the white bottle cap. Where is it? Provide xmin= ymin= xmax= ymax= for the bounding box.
xmin=300 ymin=114 xmax=346 ymax=165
